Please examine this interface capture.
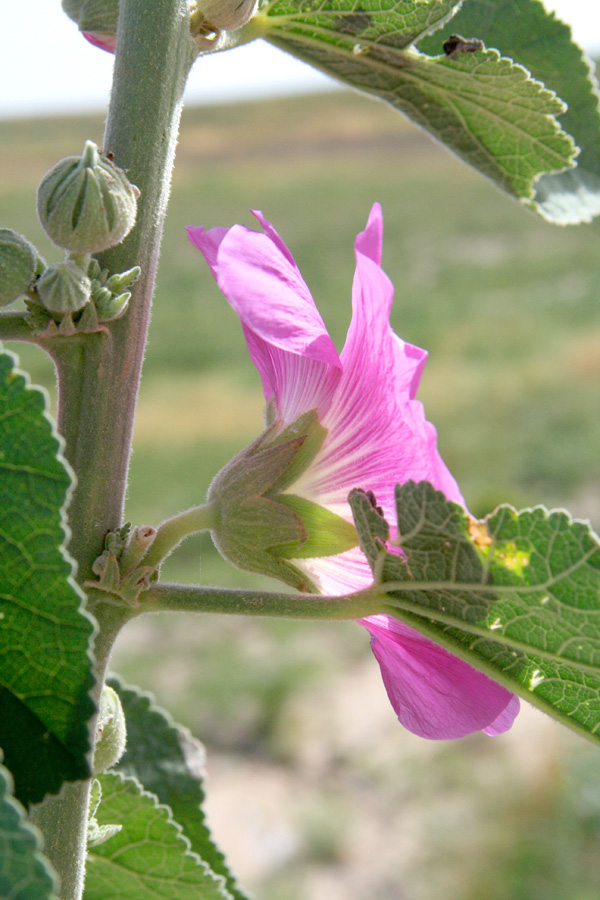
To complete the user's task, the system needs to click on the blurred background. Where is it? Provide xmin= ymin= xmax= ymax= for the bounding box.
xmin=3 ymin=4 xmax=600 ymax=899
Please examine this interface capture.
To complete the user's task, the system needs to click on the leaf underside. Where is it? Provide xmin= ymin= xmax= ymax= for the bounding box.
xmin=0 ymin=347 xmax=95 ymax=806
xmin=350 ymin=480 xmax=600 ymax=743
xmin=85 ymin=772 xmax=232 ymax=900
xmin=417 ymin=0 xmax=600 ymax=224
xmin=108 ymin=676 xmax=250 ymax=900
xmin=254 ymin=0 xmax=585 ymax=221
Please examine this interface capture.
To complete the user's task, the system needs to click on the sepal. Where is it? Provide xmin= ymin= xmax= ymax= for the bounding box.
xmin=208 ymin=410 xmax=359 ymax=591
xmin=35 ymin=260 xmax=91 ymax=315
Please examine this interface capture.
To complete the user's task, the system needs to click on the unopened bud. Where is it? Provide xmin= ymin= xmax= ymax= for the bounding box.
xmin=62 ymin=0 xmax=118 ymax=41
xmin=37 ymin=140 xmax=139 ymax=253
xmin=93 ymin=685 xmax=127 ymax=774
xmin=0 ymin=228 xmax=44 ymax=307
xmin=36 ymin=261 xmax=91 ymax=315
xmin=192 ymin=0 xmax=258 ymax=34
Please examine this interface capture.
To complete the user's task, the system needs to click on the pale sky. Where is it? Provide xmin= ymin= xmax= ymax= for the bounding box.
xmin=1 ymin=1 xmax=599 ymax=119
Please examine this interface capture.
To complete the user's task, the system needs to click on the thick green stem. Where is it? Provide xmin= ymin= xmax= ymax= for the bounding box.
xmin=138 ymin=581 xmax=385 ymax=620
xmin=52 ymin=0 xmax=196 ymax=583
xmin=30 ymin=605 xmax=129 ymax=900
xmin=31 ymin=2 xmax=197 ymax=897
xmin=142 ymin=503 xmax=217 ymax=569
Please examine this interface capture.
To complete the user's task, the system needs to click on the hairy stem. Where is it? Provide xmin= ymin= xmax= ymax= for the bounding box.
xmin=52 ymin=0 xmax=196 ymax=583
xmin=142 ymin=503 xmax=217 ymax=569
xmin=138 ymin=581 xmax=385 ymax=620
xmin=31 ymin=2 xmax=197 ymax=897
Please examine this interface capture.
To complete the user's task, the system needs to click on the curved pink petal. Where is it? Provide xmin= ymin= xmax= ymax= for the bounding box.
xmin=83 ymin=32 xmax=116 ymax=53
xmin=363 ymin=616 xmax=518 ymax=739
xmin=293 ymin=203 xmax=463 ymax=533
xmin=188 ymin=219 xmax=341 ymax=421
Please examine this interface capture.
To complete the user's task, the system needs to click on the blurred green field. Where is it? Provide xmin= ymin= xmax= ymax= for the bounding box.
xmin=2 ymin=89 xmax=600 ymax=900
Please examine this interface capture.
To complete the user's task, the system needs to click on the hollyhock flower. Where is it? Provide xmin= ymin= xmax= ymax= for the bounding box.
xmin=187 ymin=205 xmax=519 ymax=740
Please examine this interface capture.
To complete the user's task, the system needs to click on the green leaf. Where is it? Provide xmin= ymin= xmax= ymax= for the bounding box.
xmin=349 ymin=481 xmax=600 ymax=743
xmin=417 ymin=0 xmax=600 ymax=224
xmin=255 ymin=0 xmax=577 ymax=211
xmin=0 ymin=347 xmax=95 ymax=806
xmin=85 ymin=772 xmax=232 ymax=900
xmin=108 ymin=677 xmax=249 ymax=900
xmin=0 ymin=761 xmax=58 ymax=900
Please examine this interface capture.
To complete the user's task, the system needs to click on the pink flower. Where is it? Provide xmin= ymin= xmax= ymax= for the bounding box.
xmin=83 ymin=32 xmax=116 ymax=53
xmin=187 ymin=205 xmax=519 ymax=740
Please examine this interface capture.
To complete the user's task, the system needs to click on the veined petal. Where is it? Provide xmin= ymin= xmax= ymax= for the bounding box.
xmin=189 ymin=218 xmax=342 ymax=422
xmin=293 ymin=215 xmax=462 ymax=521
xmin=187 ymin=225 xmax=229 ymax=279
xmin=363 ymin=616 xmax=518 ymax=739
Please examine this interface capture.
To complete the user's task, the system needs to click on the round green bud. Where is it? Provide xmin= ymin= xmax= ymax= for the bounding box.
xmin=196 ymin=0 xmax=258 ymax=30
xmin=0 ymin=228 xmax=44 ymax=307
xmin=37 ymin=140 xmax=139 ymax=253
xmin=93 ymin=685 xmax=127 ymax=775
xmin=36 ymin=261 xmax=92 ymax=315
xmin=62 ymin=0 xmax=118 ymax=36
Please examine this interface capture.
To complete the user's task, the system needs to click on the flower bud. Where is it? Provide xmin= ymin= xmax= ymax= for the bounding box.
xmin=208 ymin=410 xmax=358 ymax=592
xmin=62 ymin=0 xmax=118 ymax=44
xmin=93 ymin=685 xmax=127 ymax=775
xmin=36 ymin=261 xmax=91 ymax=315
xmin=193 ymin=0 xmax=258 ymax=31
xmin=0 ymin=228 xmax=44 ymax=307
xmin=37 ymin=140 xmax=139 ymax=253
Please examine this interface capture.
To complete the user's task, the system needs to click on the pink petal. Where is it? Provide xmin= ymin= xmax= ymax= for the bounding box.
xmin=187 ymin=225 xmax=229 ymax=280
xmin=293 ymin=207 xmax=463 ymax=525
xmin=362 ymin=616 xmax=517 ymax=739
xmin=354 ymin=202 xmax=383 ymax=266
xmin=83 ymin=32 xmax=116 ymax=53
xmin=189 ymin=218 xmax=342 ymax=422
xmin=483 ymin=694 xmax=520 ymax=736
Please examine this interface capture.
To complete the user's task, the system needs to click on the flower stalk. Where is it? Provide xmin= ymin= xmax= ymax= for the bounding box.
xmin=29 ymin=1 xmax=197 ymax=896
xmin=138 ymin=582 xmax=385 ymax=620
xmin=141 ymin=503 xmax=218 ymax=570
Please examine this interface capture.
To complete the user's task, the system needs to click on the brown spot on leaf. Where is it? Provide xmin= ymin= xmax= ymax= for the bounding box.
xmin=443 ymin=34 xmax=484 ymax=56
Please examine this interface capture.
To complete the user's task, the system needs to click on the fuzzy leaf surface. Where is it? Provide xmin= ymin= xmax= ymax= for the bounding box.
xmin=0 ymin=347 xmax=95 ymax=806
xmin=255 ymin=0 xmax=576 ymax=210
xmin=109 ymin=676 xmax=249 ymax=900
xmin=350 ymin=481 xmax=600 ymax=742
xmin=0 ymin=762 xmax=58 ymax=900
xmin=84 ymin=772 xmax=231 ymax=900
xmin=418 ymin=0 xmax=600 ymax=223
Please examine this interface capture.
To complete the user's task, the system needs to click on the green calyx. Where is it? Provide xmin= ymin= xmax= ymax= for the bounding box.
xmin=208 ymin=410 xmax=359 ymax=591
xmin=0 ymin=228 xmax=45 ymax=307
xmin=36 ymin=260 xmax=92 ymax=315
xmin=62 ymin=0 xmax=118 ymax=36
xmin=37 ymin=140 xmax=139 ymax=254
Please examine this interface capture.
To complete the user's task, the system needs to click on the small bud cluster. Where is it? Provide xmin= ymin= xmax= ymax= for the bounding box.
xmin=1 ymin=140 xmax=141 ymax=336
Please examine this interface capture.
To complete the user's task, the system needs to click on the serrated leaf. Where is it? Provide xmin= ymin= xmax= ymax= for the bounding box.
xmin=0 ymin=761 xmax=58 ymax=900
xmin=0 ymin=347 xmax=95 ymax=806
xmin=108 ymin=677 xmax=249 ymax=900
xmin=417 ymin=0 xmax=600 ymax=223
xmin=85 ymin=772 xmax=231 ymax=900
xmin=254 ymin=0 xmax=576 ymax=209
xmin=349 ymin=481 xmax=600 ymax=743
